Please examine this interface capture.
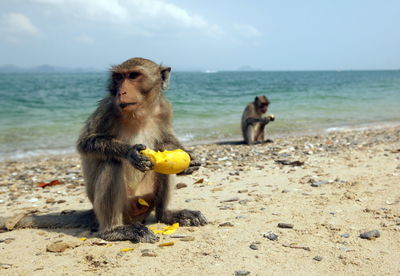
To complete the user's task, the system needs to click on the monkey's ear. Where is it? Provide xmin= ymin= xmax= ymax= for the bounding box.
xmin=254 ymin=96 xmax=259 ymax=103
xmin=160 ymin=66 xmax=171 ymax=90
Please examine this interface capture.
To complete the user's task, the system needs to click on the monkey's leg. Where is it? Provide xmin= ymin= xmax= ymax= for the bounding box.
xmin=245 ymin=125 xmax=256 ymax=145
xmin=255 ymin=125 xmax=265 ymax=143
xmin=93 ymin=160 xmax=158 ymax=243
xmin=154 ymin=174 xmax=207 ymax=226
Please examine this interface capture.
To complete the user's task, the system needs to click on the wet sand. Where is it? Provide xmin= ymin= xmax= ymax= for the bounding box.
xmin=0 ymin=126 xmax=399 ymax=275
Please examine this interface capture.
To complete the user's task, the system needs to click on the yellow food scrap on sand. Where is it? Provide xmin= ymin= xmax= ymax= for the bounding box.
xmin=150 ymin=223 xmax=179 ymax=235
xmin=79 ymin=237 xmax=87 ymax=241
xmin=120 ymin=248 xmax=134 ymax=252
xmin=159 ymin=242 xmax=175 ymax=247
xmin=138 ymin=198 xmax=149 ymax=207
xmin=140 ymin=148 xmax=190 ymax=174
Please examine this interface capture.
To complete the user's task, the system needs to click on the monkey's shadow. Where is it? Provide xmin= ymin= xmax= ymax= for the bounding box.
xmin=9 ymin=210 xmax=159 ymax=239
xmin=215 ymin=139 xmax=273 ymax=145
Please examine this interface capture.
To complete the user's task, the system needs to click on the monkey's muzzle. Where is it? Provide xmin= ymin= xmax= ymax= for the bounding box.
xmin=119 ymin=102 xmax=137 ymax=109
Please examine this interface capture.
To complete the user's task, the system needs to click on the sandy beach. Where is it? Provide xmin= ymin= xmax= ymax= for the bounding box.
xmin=0 ymin=126 xmax=399 ymax=276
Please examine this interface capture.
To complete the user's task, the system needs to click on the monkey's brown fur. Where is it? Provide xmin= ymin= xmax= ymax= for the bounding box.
xmin=0 ymin=58 xmax=206 ymax=242
xmin=241 ymin=96 xmax=271 ymax=145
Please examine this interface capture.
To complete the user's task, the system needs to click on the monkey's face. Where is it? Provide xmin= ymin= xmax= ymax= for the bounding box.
xmin=112 ymin=70 xmax=147 ymax=112
xmin=259 ymin=103 xmax=268 ymax=114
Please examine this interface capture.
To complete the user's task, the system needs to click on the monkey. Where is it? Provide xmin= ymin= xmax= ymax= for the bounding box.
xmin=241 ymin=96 xmax=274 ymax=145
xmin=75 ymin=57 xmax=207 ymax=242
xmin=0 ymin=58 xmax=207 ymax=242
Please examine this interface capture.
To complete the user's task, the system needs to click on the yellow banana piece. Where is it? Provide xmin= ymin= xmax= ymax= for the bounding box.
xmin=140 ymin=148 xmax=191 ymax=174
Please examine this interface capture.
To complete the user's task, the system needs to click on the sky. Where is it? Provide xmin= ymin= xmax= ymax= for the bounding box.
xmin=0 ymin=0 xmax=399 ymax=71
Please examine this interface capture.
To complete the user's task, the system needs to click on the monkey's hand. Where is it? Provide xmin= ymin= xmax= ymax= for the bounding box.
xmin=260 ymin=118 xmax=270 ymax=125
xmin=178 ymin=152 xmax=201 ymax=175
xmin=267 ymin=114 xmax=275 ymax=121
xmin=127 ymin=144 xmax=154 ymax=172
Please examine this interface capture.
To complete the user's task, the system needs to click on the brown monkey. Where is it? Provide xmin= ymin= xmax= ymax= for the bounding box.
xmin=76 ymin=57 xmax=206 ymax=242
xmin=241 ymin=96 xmax=274 ymax=145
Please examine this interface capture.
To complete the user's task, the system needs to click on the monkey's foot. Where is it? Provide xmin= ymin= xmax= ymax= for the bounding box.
xmin=98 ymin=223 xmax=159 ymax=243
xmin=161 ymin=209 xmax=208 ymax=226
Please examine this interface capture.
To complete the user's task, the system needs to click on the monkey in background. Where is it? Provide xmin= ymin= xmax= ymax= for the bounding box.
xmin=241 ymin=96 xmax=275 ymax=145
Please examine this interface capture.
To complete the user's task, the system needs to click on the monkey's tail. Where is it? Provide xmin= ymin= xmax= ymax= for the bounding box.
xmin=0 ymin=209 xmax=97 ymax=231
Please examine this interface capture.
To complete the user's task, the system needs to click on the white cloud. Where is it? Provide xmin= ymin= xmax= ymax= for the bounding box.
xmin=30 ymin=0 xmax=213 ymax=32
xmin=233 ymin=23 xmax=262 ymax=37
xmin=0 ymin=13 xmax=40 ymax=43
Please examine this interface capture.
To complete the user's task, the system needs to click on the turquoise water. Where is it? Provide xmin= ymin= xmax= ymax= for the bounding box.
xmin=1 ymin=70 xmax=400 ymax=160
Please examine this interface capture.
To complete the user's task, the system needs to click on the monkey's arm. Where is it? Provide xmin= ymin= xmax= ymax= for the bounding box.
xmin=245 ymin=117 xmax=270 ymax=126
xmin=77 ymin=134 xmax=153 ymax=172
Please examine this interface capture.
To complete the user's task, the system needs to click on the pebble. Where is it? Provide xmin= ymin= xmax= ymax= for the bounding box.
xmin=176 ymin=183 xmax=188 ymax=189
xmin=0 ymin=263 xmax=13 ymax=269
xmin=340 ymin=233 xmax=350 ymax=238
xmin=180 ymin=236 xmax=195 ymax=242
xmin=170 ymin=234 xmax=187 ymax=238
xmin=47 ymin=241 xmax=71 ymax=253
xmin=141 ymin=249 xmax=157 ymax=257
xmin=313 ymin=256 xmax=323 ymax=261
xmin=263 ymin=232 xmax=278 ymax=241
xmin=219 ymin=222 xmax=234 ymax=227
xmin=277 ymin=223 xmax=294 ymax=229
xmin=234 ymin=271 xmax=250 ymax=276
xmin=310 ymin=180 xmax=329 ymax=187
xmin=359 ymin=230 xmax=380 ymax=240
xmin=220 ymin=197 xmax=240 ymax=203
xmin=249 ymin=243 xmax=259 ymax=250
xmin=0 ymin=238 xmax=15 ymax=244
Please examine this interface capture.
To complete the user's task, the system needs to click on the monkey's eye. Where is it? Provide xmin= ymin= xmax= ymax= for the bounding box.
xmin=113 ymin=73 xmax=123 ymax=81
xmin=128 ymin=72 xmax=141 ymax=79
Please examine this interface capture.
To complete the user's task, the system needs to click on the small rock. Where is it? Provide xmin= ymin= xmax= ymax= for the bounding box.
xmin=359 ymin=230 xmax=380 ymax=240
xmin=180 ymin=236 xmax=195 ymax=242
xmin=340 ymin=233 xmax=350 ymax=238
xmin=170 ymin=234 xmax=187 ymax=238
xmin=249 ymin=244 xmax=259 ymax=250
xmin=313 ymin=256 xmax=323 ymax=261
xmin=141 ymin=249 xmax=157 ymax=257
xmin=176 ymin=183 xmax=187 ymax=189
xmin=263 ymin=232 xmax=278 ymax=241
xmin=0 ymin=263 xmax=13 ymax=269
xmin=277 ymin=223 xmax=294 ymax=229
xmin=46 ymin=198 xmax=56 ymax=204
xmin=238 ymin=189 xmax=248 ymax=193
xmin=47 ymin=242 xmax=71 ymax=253
xmin=235 ymin=271 xmax=250 ymax=276
xmin=0 ymin=238 xmax=15 ymax=244
xmin=220 ymin=197 xmax=239 ymax=203
xmin=219 ymin=222 xmax=234 ymax=227
xmin=310 ymin=180 xmax=329 ymax=187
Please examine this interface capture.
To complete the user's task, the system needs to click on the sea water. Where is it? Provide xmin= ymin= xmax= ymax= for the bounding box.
xmin=1 ymin=70 xmax=399 ymax=161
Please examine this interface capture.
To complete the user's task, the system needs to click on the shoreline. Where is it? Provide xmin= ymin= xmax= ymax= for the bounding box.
xmin=2 ymin=120 xmax=400 ymax=163
xmin=0 ymin=125 xmax=399 ymax=275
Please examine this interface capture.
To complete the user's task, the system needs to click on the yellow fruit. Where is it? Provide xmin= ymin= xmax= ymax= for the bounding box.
xmin=140 ymin=148 xmax=191 ymax=174
xmin=268 ymin=114 xmax=275 ymax=120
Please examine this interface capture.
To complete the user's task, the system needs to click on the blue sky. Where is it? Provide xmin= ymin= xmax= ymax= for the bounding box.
xmin=0 ymin=0 xmax=399 ymax=71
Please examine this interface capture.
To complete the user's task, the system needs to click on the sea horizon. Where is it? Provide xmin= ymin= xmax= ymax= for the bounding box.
xmin=1 ymin=70 xmax=399 ymax=161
